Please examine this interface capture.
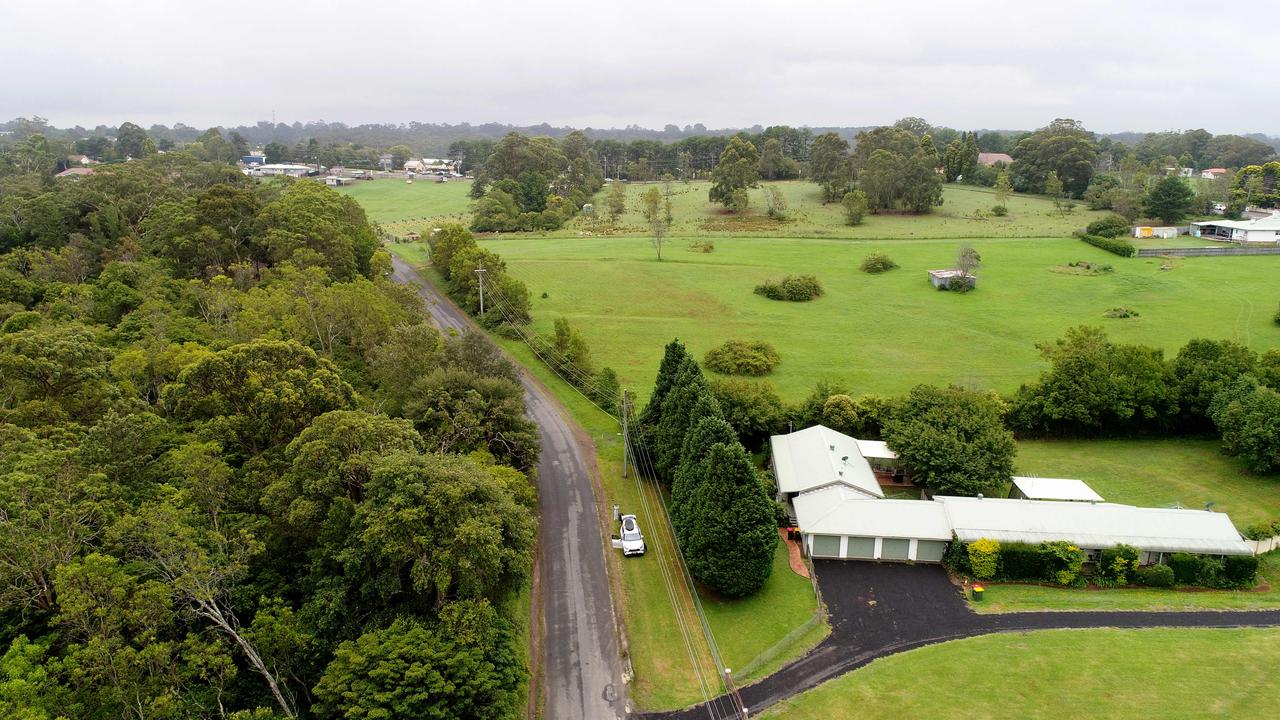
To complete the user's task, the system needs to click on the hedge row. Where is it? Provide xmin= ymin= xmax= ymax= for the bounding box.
xmin=946 ymin=538 xmax=1259 ymax=589
xmin=1080 ymin=233 xmax=1137 ymax=257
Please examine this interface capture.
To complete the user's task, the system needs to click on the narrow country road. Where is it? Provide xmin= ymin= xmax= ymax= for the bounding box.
xmin=391 ymin=256 xmax=628 ymax=720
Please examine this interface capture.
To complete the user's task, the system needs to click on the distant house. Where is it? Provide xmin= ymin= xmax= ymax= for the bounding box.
xmin=54 ymin=167 xmax=95 ymax=179
xmin=1133 ymin=226 xmax=1180 ymax=239
xmin=1165 ymin=167 xmax=1194 ymax=178
xmin=404 ymin=158 xmax=459 ymax=175
xmin=66 ymin=154 xmax=98 ymax=166
xmin=1201 ymin=168 xmax=1229 ymax=180
xmin=1191 ymin=213 xmax=1280 ymax=244
xmin=928 ymin=268 xmax=976 ymax=290
xmin=251 ymin=164 xmax=312 ymax=178
xmin=241 ymin=154 xmax=267 ymax=166
xmin=379 ymin=154 xmax=393 ymax=171
xmin=977 ymin=152 xmax=1014 ymax=167
xmin=324 ymin=175 xmax=356 ymax=186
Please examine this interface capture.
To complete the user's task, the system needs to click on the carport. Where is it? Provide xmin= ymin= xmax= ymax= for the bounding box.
xmin=795 ymin=485 xmax=952 ymax=562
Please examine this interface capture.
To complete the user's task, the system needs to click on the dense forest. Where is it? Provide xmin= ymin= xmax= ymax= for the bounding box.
xmin=0 ymin=153 xmax=539 ymax=718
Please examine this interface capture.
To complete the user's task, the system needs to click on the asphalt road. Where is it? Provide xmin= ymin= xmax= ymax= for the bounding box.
xmin=391 ymin=256 xmax=627 ymax=720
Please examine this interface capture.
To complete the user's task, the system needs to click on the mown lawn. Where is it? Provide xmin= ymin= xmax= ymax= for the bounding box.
xmin=1017 ymin=438 xmax=1280 ymax=527
xmin=337 ymin=178 xmax=473 ymax=233
xmin=759 ymin=628 xmax=1280 ymax=720
xmin=971 ymin=551 xmax=1280 ymax=613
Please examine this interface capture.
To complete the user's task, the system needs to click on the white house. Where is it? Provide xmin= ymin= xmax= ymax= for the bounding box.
xmin=1201 ymin=167 xmax=1230 ymax=180
xmin=774 ymin=425 xmax=1252 ymax=565
xmin=1190 ymin=213 xmax=1280 ymax=244
xmin=252 ymin=164 xmax=312 ymax=178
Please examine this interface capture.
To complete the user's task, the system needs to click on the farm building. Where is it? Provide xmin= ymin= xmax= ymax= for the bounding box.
xmin=1190 ymin=214 xmax=1280 ymax=244
xmin=1201 ymin=168 xmax=1229 ymax=180
xmin=1133 ymin=226 xmax=1180 ymax=239
xmin=977 ymin=152 xmax=1013 ymax=167
xmin=54 ymin=167 xmax=95 ymax=179
xmin=324 ymin=175 xmax=356 ymax=186
xmin=251 ymin=164 xmax=312 ymax=177
xmin=404 ymin=158 xmax=458 ymax=174
xmin=1010 ymin=476 xmax=1104 ymax=502
xmin=774 ymin=426 xmax=1253 ymax=564
xmin=927 ymin=268 xmax=976 ymax=290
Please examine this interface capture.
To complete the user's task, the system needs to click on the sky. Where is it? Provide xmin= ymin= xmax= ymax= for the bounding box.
xmin=2 ymin=0 xmax=1275 ymax=136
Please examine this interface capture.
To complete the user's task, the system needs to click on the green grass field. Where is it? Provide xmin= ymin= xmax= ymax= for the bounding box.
xmin=759 ymin=628 xmax=1280 ymax=720
xmin=470 ymin=232 xmax=1280 ymax=403
xmin=1018 ymin=439 xmax=1280 ymax=527
xmin=337 ymin=178 xmax=473 ymax=235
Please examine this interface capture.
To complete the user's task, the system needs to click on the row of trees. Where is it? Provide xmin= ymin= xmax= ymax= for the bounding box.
xmin=468 ymin=131 xmax=605 ymax=232
xmin=638 ymin=340 xmax=779 ymax=598
xmin=0 ymin=154 xmax=539 ymax=717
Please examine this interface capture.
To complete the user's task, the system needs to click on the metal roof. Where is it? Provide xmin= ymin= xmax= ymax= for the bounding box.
xmin=794 ymin=486 xmax=952 ymax=540
xmin=1192 ymin=215 xmax=1280 ymax=231
xmin=855 ymin=439 xmax=897 ymax=460
xmin=1011 ymin=476 xmax=1104 ymax=502
xmin=769 ymin=425 xmax=883 ymax=499
xmin=935 ymin=496 xmax=1251 ymax=556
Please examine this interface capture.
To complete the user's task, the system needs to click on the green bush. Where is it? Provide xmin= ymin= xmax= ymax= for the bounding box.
xmin=859 ymin=253 xmax=898 ymax=274
xmin=1098 ymin=544 xmax=1140 ymax=584
xmin=1273 ymin=302 xmax=1280 ymax=326
xmin=967 ymin=538 xmax=1000 ymax=580
xmin=1086 ymin=214 xmax=1131 ymax=238
xmin=1243 ymin=520 xmax=1280 ymax=540
xmin=729 ymin=188 xmax=750 ymax=213
xmin=1080 ymin=233 xmax=1137 ymax=257
xmin=1196 ymin=556 xmax=1225 ymax=588
xmin=991 ymin=204 xmax=1008 ymax=217
xmin=1103 ymin=306 xmax=1139 ymax=319
xmin=841 ymin=190 xmax=867 ymax=226
xmin=754 ymin=274 xmax=823 ymax=302
xmin=703 ymin=340 xmax=781 ymax=376
xmin=1038 ymin=541 xmax=1085 ymax=586
xmin=942 ymin=536 xmax=970 ymax=575
xmin=999 ymin=542 xmax=1043 ymax=580
xmin=1136 ymin=563 xmax=1175 ymax=588
xmin=1224 ymin=555 xmax=1260 ymax=588
xmin=1167 ymin=552 xmax=1199 ymax=585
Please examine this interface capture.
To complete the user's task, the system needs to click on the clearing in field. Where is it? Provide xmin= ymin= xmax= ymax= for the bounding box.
xmin=336 ymin=178 xmax=473 ymax=235
xmin=759 ymin=627 xmax=1280 ymax=720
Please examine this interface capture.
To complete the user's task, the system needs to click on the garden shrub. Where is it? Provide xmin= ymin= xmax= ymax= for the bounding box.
xmin=967 ymin=538 xmax=1000 ymax=580
xmin=1224 ymin=555 xmax=1260 ymax=588
xmin=991 ymin=204 xmax=1008 ymax=217
xmin=1038 ymin=541 xmax=1085 ymax=586
xmin=842 ymin=189 xmax=867 ymax=226
xmin=754 ymin=274 xmax=823 ymax=302
xmin=1136 ymin=563 xmax=1175 ymax=588
xmin=703 ymin=340 xmax=781 ymax=376
xmin=999 ymin=542 xmax=1043 ymax=580
xmin=1086 ymin=214 xmax=1131 ymax=238
xmin=942 ymin=536 xmax=970 ymax=575
xmin=1196 ymin=556 xmax=1225 ymax=588
xmin=1098 ymin=544 xmax=1140 ymax=584
xmin=860 ymin=253 xmax=898 ymax=274
xmin=1243 ymin=520 xmax=1280 ymax=540
xmin=1168 ymin=552 xmax=1200 ymax=585
xmin=1080 ymin=234 xmax=1137 ymax=258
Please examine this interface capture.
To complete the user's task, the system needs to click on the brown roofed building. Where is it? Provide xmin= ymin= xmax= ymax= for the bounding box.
xmin=977 ymin=152 xmax=1013 ymax=167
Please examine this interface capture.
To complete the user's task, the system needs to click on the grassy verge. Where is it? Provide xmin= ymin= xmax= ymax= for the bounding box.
xmin=969 ymin=551 xmax=1280 ymax=613
xmin=1017 ymin=438 xmax=1280 ymax=526
xmin=759 ymin=627 xmax=1280 ymax=720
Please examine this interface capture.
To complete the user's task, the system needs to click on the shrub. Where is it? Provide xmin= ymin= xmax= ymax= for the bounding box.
xmin=1104 ymin=306 xmax=1140 ymax=319
xmin=1243 ymin=520 xmax=1280 ymax=541
xmin=1224 ymin=555 xmax=1260 ymax=588
xmin=764 ymin=186 xmax=788 ymax=220
xmin=1038 ymin=541 xmax=1085 ymax=586
xmin=1086 ymin=214 xmax=1131 ymax=238
xmin=860 ymin=253 xmax=898 ymax=274
xmin=687 ymin=239 xmax=715 ymax=253
xmin=1168 ymin=552 xmax=1200 ymax=585
xmin=942 ymin=536 xmax=970 ymax=575
xmin=967 ymin=538 xmax=1000 ymax=580
xmin=1274 ymin=302 xmax=1280 ymax=326
xmin=1196 ymin=556 xmax=1225 ymax=588
xmin=703 ymin=340 xmax=781 ymax=376
xmin=841 ymin=189 xmax=868 ymax=226
xmin=1098 ymin=544 xmax=1140 ymax=584
xmin=1136 ymin=563 xmax=1175 ymax=588
xmin=754 ymin=275 xmax=823 ymax=302
xmin=991 ymin=204 xmax=1008 ymax=217
xmin=729 ymin=188 xmax=750 ymax=213
xmin=1080 ymin=233 xmax=1137 ymax=257
xmin=999 ymin=542 xmax=1043 ymax=581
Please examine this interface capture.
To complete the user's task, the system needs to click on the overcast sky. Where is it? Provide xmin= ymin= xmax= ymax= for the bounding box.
xmin=2 ymin=0 xmax=1274 ymax=135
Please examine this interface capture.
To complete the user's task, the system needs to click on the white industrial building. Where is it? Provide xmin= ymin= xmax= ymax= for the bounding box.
xmin=1190 ymin=214 xmax=1280 ymax=244
xmin=774 ymin=426 xmax=1252 ymax=564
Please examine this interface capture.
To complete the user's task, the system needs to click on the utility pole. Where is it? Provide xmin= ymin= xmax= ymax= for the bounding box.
xmin=475 ymin=264 xmax=486 ymax=317
xmin=620 ymin=390 xmax=630 ymax=479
